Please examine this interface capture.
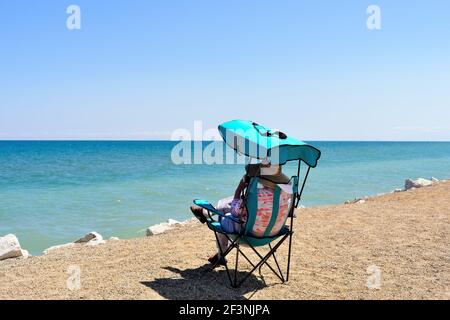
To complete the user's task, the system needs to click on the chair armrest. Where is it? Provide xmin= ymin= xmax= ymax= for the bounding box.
xmin=193 ymin=199 xmax=242 ymax=224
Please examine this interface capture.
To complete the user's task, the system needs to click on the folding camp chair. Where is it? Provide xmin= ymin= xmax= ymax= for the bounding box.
xmin=193 ymin=120 xmax=320 ymax=288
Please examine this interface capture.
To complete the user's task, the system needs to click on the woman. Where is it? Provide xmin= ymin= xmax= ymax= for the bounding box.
xmin=190 ymin=159 xmax=289 ymax=266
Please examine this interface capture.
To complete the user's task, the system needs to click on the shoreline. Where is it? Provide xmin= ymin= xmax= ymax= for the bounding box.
xmin=1 ymin=179 xmax=449 ymax=299
xmin=1 ymin=177 xmax=446 ymax=259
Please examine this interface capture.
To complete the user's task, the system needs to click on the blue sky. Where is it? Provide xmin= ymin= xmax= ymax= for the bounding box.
xmin=0 ymin=1 xmax=449 ymax=141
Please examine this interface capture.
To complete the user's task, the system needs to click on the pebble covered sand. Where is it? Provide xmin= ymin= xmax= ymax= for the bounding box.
xmin=0 ymin=181 xmax=449 ymax=300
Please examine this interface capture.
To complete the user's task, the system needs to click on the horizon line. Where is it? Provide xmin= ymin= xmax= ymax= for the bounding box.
xmin=1 ymin=139 xmax=449 ymax=143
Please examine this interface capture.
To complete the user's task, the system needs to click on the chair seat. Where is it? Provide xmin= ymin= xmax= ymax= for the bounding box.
xmin=206 ymin=220 xmax=240 ymax=235
xmin=207 ymin=220 xmax=289 ymax=247
xmin=241 ymin=226 xmax=290 ymax=247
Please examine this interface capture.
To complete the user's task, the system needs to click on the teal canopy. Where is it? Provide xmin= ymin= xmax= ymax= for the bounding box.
xmin=218 ymin=120 xmax=321 ymax=167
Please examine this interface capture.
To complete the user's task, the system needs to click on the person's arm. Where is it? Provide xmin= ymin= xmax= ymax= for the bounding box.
xmin=233 ymin=175 xmax=246 ymax=200
xmin=229 ymin=176 xmax=246 ymax=219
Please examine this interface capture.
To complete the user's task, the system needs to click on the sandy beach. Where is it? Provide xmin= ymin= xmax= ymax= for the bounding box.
xmin=0 ymin=181 xmax=449 ymax=300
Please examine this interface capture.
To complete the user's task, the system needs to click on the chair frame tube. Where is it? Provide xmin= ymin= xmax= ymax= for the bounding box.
xmin=206 ymin=160 xmax=311 ymax=288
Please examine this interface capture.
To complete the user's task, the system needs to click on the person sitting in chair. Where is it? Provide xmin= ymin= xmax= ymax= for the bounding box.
xmin=190 ymin=159 xmax=290 ymax=266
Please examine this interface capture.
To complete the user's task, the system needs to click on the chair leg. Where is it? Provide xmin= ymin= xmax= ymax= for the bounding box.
xmin=286 ymin=232 xmax=293 ymax=282
xmin=232 ymin=243 xmax=256 ymax=268
xmin=250 ymin=246 xmax=284 ymax=283
xmin=210 ymin=232 xmax=291 ymax=288
xmin=269 ymin=243 xmax=285 ymax=283
xmin=235 ymin=234 xmax=289 ymax=287
xmin=210 ymin=232 xmax=235 ymax=268
xmin=247 ymin=235 xmax=289 ymax=283
xmin=212 ymin=231 xmax=232 ymax=285
xmin=233 ymin=240 xmax=240 ymax=287
xmin=211 ymin=231 xmax=243 ymax=288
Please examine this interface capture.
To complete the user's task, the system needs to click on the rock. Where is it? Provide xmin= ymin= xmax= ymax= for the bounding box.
xmin=109 ymin=236 xmax=120 ymax=241
xmin=75 ymin=231 xmax=103 ymax=244
xmin=20 ymin=249 xmax=30 ymax=259
xmin=82 ymin=232 xmax=105 ymax=246
xmin=43 ymin=243 xmax=75 ymax=254
xmin=43 ymin=231 xmax=106 ymax=254
xmin=404 ymin=179 xmax=414 ymax=190
xmin=345 ymin=197 xmax=367 ymax=204
xmin=393 ymin=188 xmax=403 ymax=193
xmin=431 ymin=177 xmax=439 ymax=183
xmin=146 ymin=223 xmax=172 ymax=236
xmin=0 ymin=234 xmax=23 ymax=261
xmin=86 ymin=238 xmax=105 ymax=246
xmin=167 ymin=219 xmax=182 ymax=225
xmin=146 ymin=219 xmax=185 ymax=236
xmin=405 ymin=178 xmax=433 ymax=190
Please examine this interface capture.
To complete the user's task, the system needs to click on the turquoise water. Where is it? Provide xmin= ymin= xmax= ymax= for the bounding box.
xmin=1 ymin=141 xmax=449 ymax=255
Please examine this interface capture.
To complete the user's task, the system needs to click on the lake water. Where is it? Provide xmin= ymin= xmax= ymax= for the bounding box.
xmin=1 ymin=141 xmax=449 ymax=255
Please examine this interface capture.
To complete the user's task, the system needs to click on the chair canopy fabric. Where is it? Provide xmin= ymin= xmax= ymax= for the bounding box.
xmin=190 ymin=121 xmax=319 ymax=287
xmin=218 ymin=120 xmax=321 ymax=167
